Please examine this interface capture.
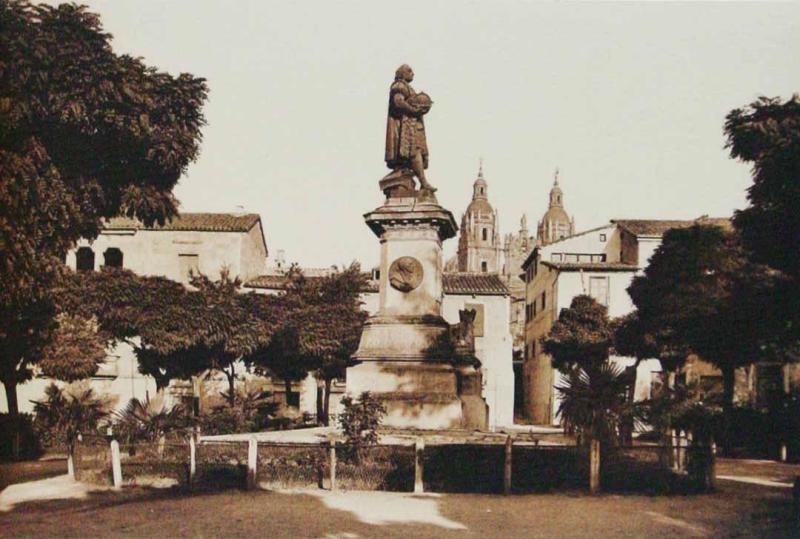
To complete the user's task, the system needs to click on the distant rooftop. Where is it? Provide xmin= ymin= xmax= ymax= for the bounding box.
xmin=245 ymin=271 xmax=509 ymax=296
xmin=443 ymin=272 xmax=509 ymax=296
xmin=612 ymin=216 xmax=731 ymax=237
xmin=103 ymin=212 xmax=262 ymax=233
xmin=541 ymin=261 xmax=639 ymax=272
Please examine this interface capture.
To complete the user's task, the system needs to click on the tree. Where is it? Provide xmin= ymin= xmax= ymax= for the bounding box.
xmin=38 ymin=314 xmax=108 ymax=382
xmin=725 ymin=95 xmax=800 ymax=358
xmin=555 ymin=362 xmax=629 ymax=446
xmin=62 ymin=267 xmax=281 ymax=407
xmin=612 ymin=312 xmax=659 ymax=442
xmin=0 ymin=1 xmax=207 ymax=432
xmin=542 ymin=295 xmax=615 ymax=374
xmin=627 ymin=224 xmax=778 ymax=452
xmin=32 ymin=383 xmax=110 ymax=451
xmin=252 ymin=264 xmax=368 ymax=425
xmin=725 ymin=95 xmax=800 ymax=282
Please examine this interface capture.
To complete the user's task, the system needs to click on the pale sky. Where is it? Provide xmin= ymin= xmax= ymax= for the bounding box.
xmin=70 ymin=1 xmax=799 ymax=269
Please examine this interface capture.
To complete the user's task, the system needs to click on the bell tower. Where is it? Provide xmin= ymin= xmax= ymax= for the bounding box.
xmin=457 ymin=161 xmax=501 ymax=273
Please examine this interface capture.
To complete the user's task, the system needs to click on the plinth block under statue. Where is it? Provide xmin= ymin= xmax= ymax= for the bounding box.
xmin=346 ymin=65 xmax=488 ymax=431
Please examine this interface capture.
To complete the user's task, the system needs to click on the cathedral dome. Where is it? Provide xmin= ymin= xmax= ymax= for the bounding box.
xmin=541 ymin=205 xmax=570 ymax=224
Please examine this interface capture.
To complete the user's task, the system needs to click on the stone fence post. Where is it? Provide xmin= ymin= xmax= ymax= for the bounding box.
xmin=110 ymin=439 xmax=122 ymax=489
xmin=414 ymin=437 xmax=425 ymax=494
xmin=247 ymin=437 xmax=258 ymax=490
xmin=503 ymin=435 xmax=513 ymax=495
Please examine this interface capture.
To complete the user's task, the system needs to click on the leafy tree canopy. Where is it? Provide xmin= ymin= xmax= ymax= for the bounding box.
xmin=0 ymin=1 xmax=207 ymax=421
xmin=725 ymin=95 xmax=800 ymax=281
xmin=542 ymin=295 xmax=614 ymax=373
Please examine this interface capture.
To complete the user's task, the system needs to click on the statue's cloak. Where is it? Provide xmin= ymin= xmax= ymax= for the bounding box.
xmin=385 ymin=80 xmax=428 ymax=169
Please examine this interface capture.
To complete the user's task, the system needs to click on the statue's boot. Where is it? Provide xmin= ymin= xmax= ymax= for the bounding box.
xmin=419 ymin=179 xmax=437 ymax=193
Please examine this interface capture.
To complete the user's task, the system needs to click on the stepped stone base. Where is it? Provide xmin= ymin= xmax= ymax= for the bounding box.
xmin=347 ymin=361 xmax=487 ymax=430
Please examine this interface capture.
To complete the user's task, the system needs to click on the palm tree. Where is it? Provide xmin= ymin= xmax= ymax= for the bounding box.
xmin=113 ymin=396 xmax=190 ymax=446
xmin=556 ymin=362 xmax=630 ymax=446
xmin=32 ymin=383 xmax=109 ymax=450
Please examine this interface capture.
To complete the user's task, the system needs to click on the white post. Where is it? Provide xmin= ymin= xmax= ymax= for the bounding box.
xmin=589 ymin=438 xmax=601 ymax=494
xmin=110 ymin=439 xmax=122 ymax=489
xmin=67 ymin=451 xmax=75 ymax=479
xmin=189 ymin=435 xmax=196 ymax=486
xmin=781 ymin=443 xmax=788 ymax=463
xmin=247 ymin=437 xmax=258 ymax=490
xmin=414 ymin=437 xmax=425 ymax=494
xmin=671 ymin=429 xmax=679 ymax=471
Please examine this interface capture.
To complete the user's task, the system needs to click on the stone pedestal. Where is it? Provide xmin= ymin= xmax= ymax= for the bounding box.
xmin=347 ymin=186 xmax=488 ymax=430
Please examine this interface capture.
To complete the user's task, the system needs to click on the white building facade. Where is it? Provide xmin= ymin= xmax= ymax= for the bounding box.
xmin=1 ymin=213 xmax=269 ymax=414
xmin=519 ymin=219 xmax=727 ymax=424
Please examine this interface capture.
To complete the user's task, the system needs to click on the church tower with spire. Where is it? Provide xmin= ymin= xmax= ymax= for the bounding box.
xmin=537 ymin=168 xmax=575 ymax=245
xmin=457 ymin=161 xmax=501 ymax=273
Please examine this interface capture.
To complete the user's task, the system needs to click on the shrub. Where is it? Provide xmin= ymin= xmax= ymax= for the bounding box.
xmin=113 ymin=396 xmax=192 ymax=444
xmin=338 ymin=391 xmax=385 ymax=463
xmin=199 ymin=385 xmax=278 ymax=435
xmin=0 ymin=413 xmax=42 ymax=460
xmin=32 ymin=383 xmax=110 ymax=450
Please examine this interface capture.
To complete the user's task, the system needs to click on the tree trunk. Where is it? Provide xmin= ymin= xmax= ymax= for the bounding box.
xmin=3 ymin=374 xmax=20 ymax=459
xmin=323 ymin=377 xmax=332 ymax=427
xmin=622 ymin=363 xmax=639 ymax=445
xmin=226 ymin=365 xmax=236 ymax=407
xmin=316 ymin=377 xmax=324 ymax=425
xmin=721 ymin=366 xmax=735 ymax=456
xmin=284 ymin=379 xmax=294 ymax=408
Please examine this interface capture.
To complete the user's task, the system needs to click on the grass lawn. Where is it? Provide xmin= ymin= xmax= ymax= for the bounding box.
xmin=0 ymin=478 xmax=796 ymax=538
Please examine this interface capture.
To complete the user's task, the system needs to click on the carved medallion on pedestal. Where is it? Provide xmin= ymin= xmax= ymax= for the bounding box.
xmin=388 ymin=256 xmax=423 ymax=292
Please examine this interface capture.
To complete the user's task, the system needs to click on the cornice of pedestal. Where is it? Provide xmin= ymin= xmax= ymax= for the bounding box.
xmin=364 ymin=198 xmax=458 ymax=241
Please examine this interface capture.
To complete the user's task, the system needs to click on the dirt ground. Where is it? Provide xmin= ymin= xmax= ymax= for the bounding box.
xmin=0 ymin=475 xmax=796 ymax=537
xmin=0 ymin=458 xmax=798 ymax=538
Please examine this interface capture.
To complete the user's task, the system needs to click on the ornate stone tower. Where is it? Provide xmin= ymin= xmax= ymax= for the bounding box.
xmin=537 ymin=169 xmax=575 ymax=245
xmin=457 ymin=163 xmax=501 ymax=273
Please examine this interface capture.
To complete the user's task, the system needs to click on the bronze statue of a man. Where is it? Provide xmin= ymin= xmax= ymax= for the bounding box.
xmin=384 ymin=64 xmax=436 ymax=192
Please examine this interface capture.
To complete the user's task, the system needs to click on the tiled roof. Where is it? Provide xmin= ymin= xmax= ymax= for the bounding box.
xmin=245 ymin=272 xmax=509 ymax=296
xmin=541 ymin=261 xmax=639 ymax=272
xmin=443 ymin=273 xmax=509 ymax=296
xmin=612 ymin=216 xmax=731 ymax=237
xmin=104 ymin=213 xmax=262 ymax=233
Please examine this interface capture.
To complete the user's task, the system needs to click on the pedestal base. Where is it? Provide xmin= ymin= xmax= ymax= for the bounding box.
xmin=346 ymin=361 xmax=487 ymax=430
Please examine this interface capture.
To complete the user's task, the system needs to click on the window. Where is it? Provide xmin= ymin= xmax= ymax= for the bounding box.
xmin=482 ymin=228 xmax=488 ymax=241
xmin=565 ymin=254 xmax=579 ymax=263
xmin=179 ymin=254 xmax=200 ymax=282
xmin=103 ymin=247 xmax=123 ymax=268
xmin=76 ymin=247 xmax=95 ymax=272
xmin=286 ymin=390 xmax=300 ymax=408
xmin=588 ymin=276 xmax=609 ymax=306
xmin=541 ymin=291 xmax=546 ymax=311
xmin=464 ymin=303 xmax=485 ymax=337
xmin=590 ymin=254 xmax=607 ymax=263
xmin=599 ymin=233 xmax=607 ymax=242
xmin=481 ymin=261 xmax=488 ymax=273
xmin=533 ymin=300 xmax=538 ymax=316
xmin=550 ymin=253 xmax=563 ymax=262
